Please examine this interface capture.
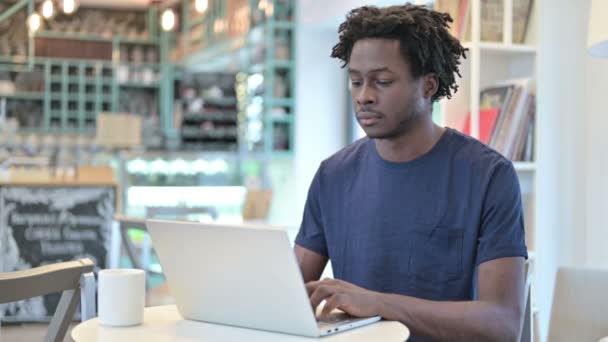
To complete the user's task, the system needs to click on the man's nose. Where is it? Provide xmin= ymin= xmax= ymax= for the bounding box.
xmin=356 ymin=85 xmax=377 ymax=106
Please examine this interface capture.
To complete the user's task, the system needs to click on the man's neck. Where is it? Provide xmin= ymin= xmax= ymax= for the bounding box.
xmin=374 ymin=119 xmax=445 ymax=163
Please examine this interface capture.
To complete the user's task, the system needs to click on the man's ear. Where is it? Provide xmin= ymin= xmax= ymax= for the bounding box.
xmin=422 ymin=73 xmax=439 ymax=99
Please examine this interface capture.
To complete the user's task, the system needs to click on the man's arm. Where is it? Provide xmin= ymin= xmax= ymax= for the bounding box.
xmin=295 ymin=245 xmax=328 ymax=283
xmin=307 ymin=257 xmax=525 ymax=342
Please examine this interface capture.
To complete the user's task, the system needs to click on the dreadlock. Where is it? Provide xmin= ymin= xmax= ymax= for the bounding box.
xmin=331 ymin=4 xmax=467 ymax=101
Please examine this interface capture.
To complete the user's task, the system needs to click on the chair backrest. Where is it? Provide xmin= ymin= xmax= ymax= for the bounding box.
xmin=115 ymin=214 xmax=149 ymax=272
xmin=0 ymin=258 xmax=96 ymax=342
xmin=548 ymin=267 xmax=608 ymax=342
xmin=519 ymin=261 xmax=533 ymax=342
xmin=242 ymin=189 xmax=273 ymax=221
xmin=146 ymin=206 xmax=219 ymax=221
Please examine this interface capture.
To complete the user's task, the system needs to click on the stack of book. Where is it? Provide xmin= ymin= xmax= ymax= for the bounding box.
xmin=462 ymin=78 xmax=535 ymax=161
xmin=434 ymin=0 xmax=534 ymax=44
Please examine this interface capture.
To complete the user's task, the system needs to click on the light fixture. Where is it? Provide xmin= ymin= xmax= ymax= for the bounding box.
xmin=265 ymin=2 xmax=274 ymax=17
xmin=213 ymin=19 xmax=226 ymax=34
xmin=588 ymin=0 xmax=608 ymax=57
xmin=195 ymin=0 xmax=208 ymax=13
xmin=161 ymin=8 xmax=175 ymax=31
xmin=28 ymin=13 xmax=42 ymax=32
xmin=41 ymin=0 xmax=55 ymax=19
xmin=62 ymin=0 xmax=77 ymax=15
xmin=258 ymin=0 xmax=267 ymax=10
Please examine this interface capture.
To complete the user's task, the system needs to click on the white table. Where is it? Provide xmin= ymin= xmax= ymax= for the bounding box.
xmin=72 ymin=305 xmax=410 ymax=341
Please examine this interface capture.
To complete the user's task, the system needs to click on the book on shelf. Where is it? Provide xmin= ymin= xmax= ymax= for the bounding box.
xmin=480 ymin=0 xmax=534 ymax=44
xmin=462 ymin=108 xmax=499 ymax=144
xmin=434 ymin=0 xmax=463 ymax=38
xmin=435 ymin=0 xmax=534 ymax=44
xmin=461 ymin=78 xmax=535 ymax=161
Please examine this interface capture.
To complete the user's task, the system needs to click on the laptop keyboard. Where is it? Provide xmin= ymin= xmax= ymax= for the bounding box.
xmin=316 ymin=312 xmax=354 ymax=329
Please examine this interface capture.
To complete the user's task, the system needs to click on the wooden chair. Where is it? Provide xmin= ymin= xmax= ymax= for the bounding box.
xmin=114 ymin=215 xmax=150 ymax=273
xmin=547 ymin=267 xmax=608 ymax=342
xmin=145 ymin=205 xmax=219 ymax=221
xmin=0 ymin=259 xmax=96 ymax=342
xmin=519 ymin=260 xmax=533 ymax=342
xmin=115 ymin=206 xmax=218 ymax=277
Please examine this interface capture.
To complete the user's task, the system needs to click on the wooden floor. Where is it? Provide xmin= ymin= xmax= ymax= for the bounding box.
xmin=0 ymin=283 xmax=174 ymax=342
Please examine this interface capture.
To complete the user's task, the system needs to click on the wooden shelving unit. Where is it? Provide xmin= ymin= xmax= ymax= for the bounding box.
xmin=0 ymin=3 xmax=168 ymax=148
xmin=436 ymin=0 xmax=540 ymax=324
xmin=178 ymin=0 xmax=297 ymax=156
xmin=1 ymin=0 xmax=297 ymax=156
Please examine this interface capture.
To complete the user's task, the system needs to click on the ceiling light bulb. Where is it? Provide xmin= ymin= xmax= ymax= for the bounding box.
xmin=195 ymin=0 xmax=208 ymax=13
xmin=161 ymin=9 xmax=175 ymax=31
xmin=265 ymin=2 xmax=274 ymax=17
xmin=63 ymin=0 xmax=76 ymax=14
xmin=28 ymin=13 xmax=42 ymax=32
xmin=41 ymin=0 xmax=54 ymax=19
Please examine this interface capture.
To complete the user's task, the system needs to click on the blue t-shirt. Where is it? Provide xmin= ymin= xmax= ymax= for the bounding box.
xmin=295 ymin=128 xmax=527 ymax=302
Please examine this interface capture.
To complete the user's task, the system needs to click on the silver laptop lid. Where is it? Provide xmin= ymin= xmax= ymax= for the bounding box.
xmin=146 ymin=219 xmax=320 ymax=337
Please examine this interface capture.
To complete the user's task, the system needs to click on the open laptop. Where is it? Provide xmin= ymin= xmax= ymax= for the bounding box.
xmin=146 ymin=219 xmax=381 ymax=337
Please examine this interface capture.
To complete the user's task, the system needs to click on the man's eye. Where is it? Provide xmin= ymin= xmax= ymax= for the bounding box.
xmin=350 ymin=80 xmax=362 ymax=87
xmin=377 ymin=80 xmax=393 ymax=86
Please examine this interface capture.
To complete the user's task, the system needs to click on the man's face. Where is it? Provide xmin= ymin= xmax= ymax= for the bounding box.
xmin=348 ymin=38 xmax=428 ymax=140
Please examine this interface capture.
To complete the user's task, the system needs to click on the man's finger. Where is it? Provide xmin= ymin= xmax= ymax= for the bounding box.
xmin=305 ymin=278 xmax=335 ymax=296
xmin=305 ymin=280 xmax=323 ymax=296
xmin=320 ymin=293 xmax=342 ymax=319
xmin=309 ymin=284 xmax=338 ymax=310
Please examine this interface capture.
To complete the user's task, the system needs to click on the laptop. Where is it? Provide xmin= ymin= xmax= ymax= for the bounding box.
xmin=145 ymin=219 xmax=381 ymax=337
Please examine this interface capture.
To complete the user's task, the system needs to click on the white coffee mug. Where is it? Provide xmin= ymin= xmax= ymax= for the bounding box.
xmin=98 ymin=269 xmax=145 ymax=327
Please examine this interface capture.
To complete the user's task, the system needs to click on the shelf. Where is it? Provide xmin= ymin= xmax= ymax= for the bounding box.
xmin=65 ymin=111 xmax=81 ymax=117
xmin=44 ymin=126 xmax=95 ymax=135
xmin=49 ymin=110 xmax=81 ymax=116
xmin=188 ymin=15 xmax=205 ymax=28
xmin=1 ymin=56 xmax=114 ymax=66
xmin=270 ymin=21 xmax=296 ymax=30
xmin=50 ymin=110 xmax=97 ymax=119
xmin=202 ymin=97 xmax=238 ymax=106
xmin=270 ymin=150 xmax=294 ymax=158
xmin=269 ymin=98 xmax=294 ymax=107
xmin=271 ymin=116 xmax=293 ymax=124
xmin=180 ymin=142 xmax=239 ymax=151
xmin=36 ymin=31 xmax=112 ymax=42
xmin=35 ymin=31 xmax=157 ymax=45
xmin=183 ymin=112 xmax=238 ymax=122
xmin=50 ymin=94 xmax=112 ymax=101
xmin=248 ymin=60 xmax=294 ymax=73
xmin=50 ymin=76 xmax=113 ymax=84
xmin=463 ymin=42 xmax=537 ymax=55
xmin=181 ymin=127 xmax=238 ymax=139
xmin=513 ymin=162 xmax=536 ymax=172
xmin=118 ymin=82 xmax=160 ymax=89
xmin=0 ymin=92 xmax=44 ymax=100
xmin=116 ymin=62 xmax=161 ymax=68
xmin=0 ymin=55 xmax=30 ymax=63
xmin=182 ymin=24 xmax=278 ymax=71
xmin=116 ymin=38 xmax=159 ymax=45
xmin=17 ymin=128 xmax=45 ymax=134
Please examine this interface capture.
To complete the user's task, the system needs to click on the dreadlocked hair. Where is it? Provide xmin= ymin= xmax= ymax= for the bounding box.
xmin=331 ymin=4 xmax=467 ymax=101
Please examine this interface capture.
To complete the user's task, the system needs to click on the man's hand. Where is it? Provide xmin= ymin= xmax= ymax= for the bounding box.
xmin=305 ymin=278 xmax=382 ymax=320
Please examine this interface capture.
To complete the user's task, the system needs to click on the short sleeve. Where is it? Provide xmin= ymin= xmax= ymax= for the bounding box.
xmin=295 ymin=165 xmax=328 ymax=257
xmin=476 ymin=161 xmax=528 ymax=265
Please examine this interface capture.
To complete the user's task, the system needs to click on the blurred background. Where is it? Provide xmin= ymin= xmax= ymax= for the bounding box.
xmin=0 ymin=0 xmax=607 ymax=341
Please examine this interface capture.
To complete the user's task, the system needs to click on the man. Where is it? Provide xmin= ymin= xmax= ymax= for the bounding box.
xmin=294 ymin=4 xmax=527 ymax=342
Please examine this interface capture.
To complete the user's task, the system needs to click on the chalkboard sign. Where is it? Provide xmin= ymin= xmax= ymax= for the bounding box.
xmin=0 ymin=186 xmax=115 ymax=322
